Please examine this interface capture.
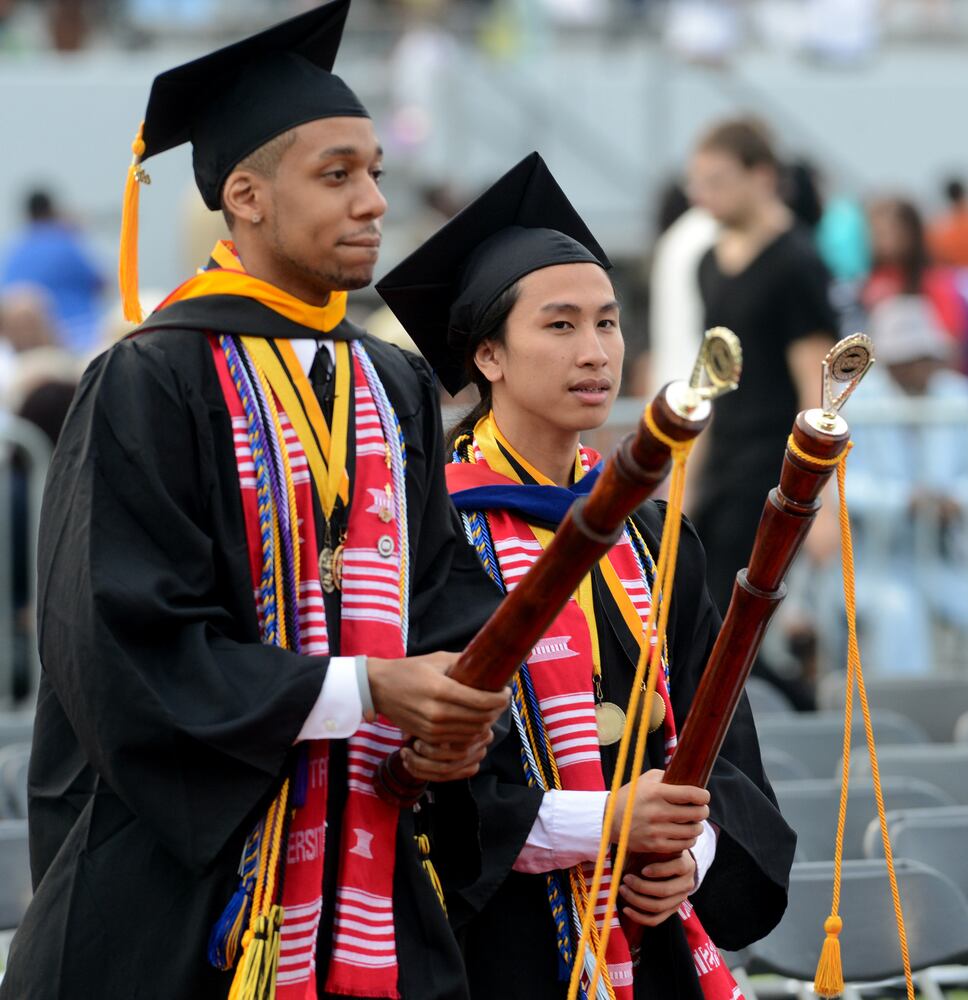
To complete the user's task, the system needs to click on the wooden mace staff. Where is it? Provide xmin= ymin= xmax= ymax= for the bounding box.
xmin=619 ymin=333 xmax=875 ymax=949
xmin=374 ymin=329 xmax=743 ymax=807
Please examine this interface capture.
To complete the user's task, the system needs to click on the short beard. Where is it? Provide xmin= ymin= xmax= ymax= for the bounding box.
xmin=268 ymin=217 xmax=374 ymax=295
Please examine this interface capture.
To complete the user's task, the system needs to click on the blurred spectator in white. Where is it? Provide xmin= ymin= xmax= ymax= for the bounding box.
xmin=388 ymin=0 xmax=459 ymax=185
xmin=844 ymin=295 xmax=968 ymax=673
xmin=642 ymin=195 xmax=716 ymax=398
xmin=4 ymin=345 xmax=80 ymax=413
xmin=864 ymin=196 xmax=968 ymax=366
xmin=664 ymin=0 xmax=742 ymax=64
xmin=0 ymin=285 xmax=58 ymax=401
xmin=928 ymin=177 xmax=968 ymax=269
xmin=1 ymin=189 xmax=105 ymax=354
xmin=539 ymin=0 xmax=609 ymax=25
xmin=801 ymin=0 xmax=879 ymax=64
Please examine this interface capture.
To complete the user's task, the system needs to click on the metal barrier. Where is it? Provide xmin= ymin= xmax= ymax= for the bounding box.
xmin=0 ymin=416 xmax=51 ymax=710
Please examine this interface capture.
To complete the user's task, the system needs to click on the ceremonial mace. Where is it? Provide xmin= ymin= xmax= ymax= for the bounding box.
xmin=374 ymin=329 xmax=743 ymax=807
xmin=619 ymin=333 xmax=875 ymax=949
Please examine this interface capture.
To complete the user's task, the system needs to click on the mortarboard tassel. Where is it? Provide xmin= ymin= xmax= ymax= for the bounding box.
xmin=119 ymin=121 xmax=149 ymax=324
xmin=228 ymin=905 xmax=284 ymax=1000
xmin=813 ymin=915 xmax=844 ymax=998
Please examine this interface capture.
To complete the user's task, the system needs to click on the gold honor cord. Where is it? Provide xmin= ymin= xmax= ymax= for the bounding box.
xmin=242 ymin=337 xmax=351 ymax=516
xmin=566 ymin=327 xmax=738 ymax=998
xmin=566 ymin=412 xmax=695 ymax=1000
xmin=810 ymin=441 xmax=914 ymax=1000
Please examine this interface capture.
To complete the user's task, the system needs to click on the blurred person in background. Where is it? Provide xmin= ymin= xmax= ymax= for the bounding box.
xmin=864 ymin=196 xmax=967 ymax=363
xmin=0 ymin=188 xmax=105 ymax=354
xmin=7 ymin=352 xmax=78 ymax=703
xmin=0 ymin=284 xmax=58 ymax=401
xmin=638 ymin=179 xmax=716 ymax=400
xmin=686 ymin=117 xmax=837 ymax=708
xmin=841 ymin=294 xmax=968 ymax=673
xmin=928 ymin=176 xmax=968 ymax=269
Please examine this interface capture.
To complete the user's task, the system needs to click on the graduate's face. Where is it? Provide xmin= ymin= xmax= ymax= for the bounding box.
xmin=687 ymin=149 xmax=774 ymax=226
xmin=255 ymin=117 xmax=387 ymax=295
xmin=475 ymin=263 xmax=623 ymax=435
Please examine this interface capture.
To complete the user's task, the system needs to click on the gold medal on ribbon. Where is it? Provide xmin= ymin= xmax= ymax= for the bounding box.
xmin=595 ymin=692 xmax=665 ymax=746
xmin=331 ymin=540 xmax=345 ymax=591
xmin=595 ymin=702 xmax=626 ymax=746
xmin=319 ymin=545 xmax=335 ymax=594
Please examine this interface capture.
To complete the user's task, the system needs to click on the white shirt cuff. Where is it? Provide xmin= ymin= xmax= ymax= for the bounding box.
xmin=690 ymin=820 xmax=719 ymax=892
xmin=295 ymin=656 xmax=362 ymax=741
xmin=513 ymin=790 xmax=609 ymax=874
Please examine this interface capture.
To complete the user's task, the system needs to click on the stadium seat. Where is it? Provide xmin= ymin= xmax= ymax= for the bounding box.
xmin=0 ymin=714 xmax=33 ymax=751
xmin=745 ymin=676 xmax=795 ymax=717
xmin=863 ymin=806 xmax=968 ymax=901
xmin=743 ymin=859 xmax=968 ymax=1000
xmin=849 ymin=744 xmax=968 ymax=805
xmin=818 ymin=673 xmax=968 ymax=743
xmin=760 ymin=745 xmax=811 ymax=783
xmin=755 ymin=710 xmax=927 ymax=779
xmin=954 ymin=711 xmax=968 ymax=744
xmin=773 ymin=777 xmax=955 ymax=861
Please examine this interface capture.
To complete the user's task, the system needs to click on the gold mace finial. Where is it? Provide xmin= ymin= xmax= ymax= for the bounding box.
xmin=814 ymin=333 xmax=876 ymax=433
xmin=667 ymin=326 xmax=743 ymax=418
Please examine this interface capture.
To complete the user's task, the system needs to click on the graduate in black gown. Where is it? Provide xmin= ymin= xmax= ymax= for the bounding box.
xmin=377 ymin=154 xmax=797 ymax=1000
xmin=0 ymin=5 xmax=509 ymax=999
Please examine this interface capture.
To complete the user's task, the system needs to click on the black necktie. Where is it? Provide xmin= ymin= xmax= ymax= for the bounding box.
xmin=309 ymin=343 xmax=335 ymax=423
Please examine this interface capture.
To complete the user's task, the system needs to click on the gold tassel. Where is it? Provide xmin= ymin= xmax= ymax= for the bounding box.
xmin=415 ymin=834 xmax=447 ymax=914
xmin=119 ymin=121 xmax=149 ymax=324
xmin=228 ymin=905 xmax=284 ymax=1000
xmin=813 ymin=914 xmax=845 ymax=998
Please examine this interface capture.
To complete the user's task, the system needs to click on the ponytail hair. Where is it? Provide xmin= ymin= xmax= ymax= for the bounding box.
xmin=445 ymin=282 xmax=520 ymax=450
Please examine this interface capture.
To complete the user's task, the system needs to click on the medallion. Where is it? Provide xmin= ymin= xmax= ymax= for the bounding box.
xmin=645 ymin=691 xmax=666 ymax=733
xmin=377 ymin=534 xmax=395 ymax=558
xmin=595 ymin=701 xmax=626 ymax=746
xmin=319 ymin=546 xmax=335 ymax=594
xmin=595 ymin=691 xmax=666 ymax=746
xmin=331 ymin=542 xmax=345 ymax=591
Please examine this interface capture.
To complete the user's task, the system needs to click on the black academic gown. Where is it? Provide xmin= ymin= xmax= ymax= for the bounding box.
xmin=443 ymin=502 xmax=796 ymax=1000
xmin=0 ymin=296 xmax=499 ymax=1000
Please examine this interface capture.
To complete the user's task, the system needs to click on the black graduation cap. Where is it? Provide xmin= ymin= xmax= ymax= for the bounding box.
xmin=119 ymin=1 xmax=369 ymax=322
xmin=375 ymin=152 xmax=611 ymax=396
xmin=141 ymin=0 xmax=368 ymax=211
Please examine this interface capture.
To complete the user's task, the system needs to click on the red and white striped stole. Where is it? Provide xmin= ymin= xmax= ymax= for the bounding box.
xmin=212 ymin=337 xmax=408 ymax=999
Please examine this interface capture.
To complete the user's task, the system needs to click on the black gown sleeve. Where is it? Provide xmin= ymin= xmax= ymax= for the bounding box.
xmin=36 ymin=337 xmax=326 ymax=873
xmin=657 ymin=505 xmax=797 ymax=949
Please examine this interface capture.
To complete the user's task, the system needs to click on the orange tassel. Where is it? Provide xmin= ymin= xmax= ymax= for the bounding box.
xmin=119 ymin=121 xmax=149 ymax=324
xmin=814 ymin=914 xmax=845 ymax=998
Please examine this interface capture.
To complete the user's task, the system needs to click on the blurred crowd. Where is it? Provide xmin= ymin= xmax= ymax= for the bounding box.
xmin=2 ymin=104 xmax=968 ymax=708
xmin=0 ymin=0 xmax=961 ymax=54
xmin=633 ymin=117 xmax=968 ymax=707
